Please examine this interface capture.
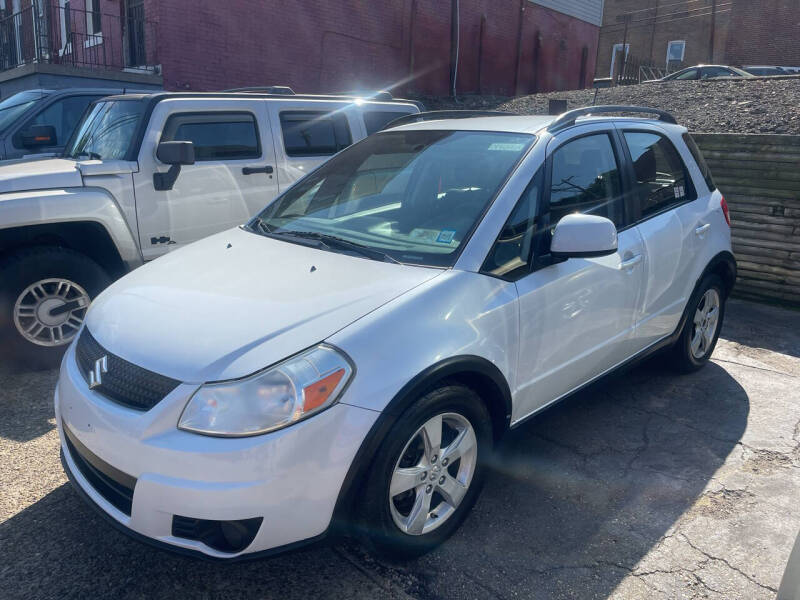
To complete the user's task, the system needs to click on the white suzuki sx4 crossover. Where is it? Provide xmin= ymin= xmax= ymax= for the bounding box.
xmin=56 ymin=107 xmax=736 ymax=559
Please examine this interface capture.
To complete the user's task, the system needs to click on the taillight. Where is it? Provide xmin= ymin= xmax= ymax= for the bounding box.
xmin=720 ymin=196 xmax=731 ymax=227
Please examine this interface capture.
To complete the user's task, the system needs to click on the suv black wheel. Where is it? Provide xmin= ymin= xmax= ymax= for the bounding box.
xmin=670 ymin=274 xmax=726 ymax=373
xmin=359 ymin=382 xmax=493 ymax=558
xmin=0 ymin=247 xmax=110 ymax=370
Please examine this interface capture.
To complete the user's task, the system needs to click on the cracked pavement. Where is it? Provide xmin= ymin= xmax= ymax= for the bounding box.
xmin=1 ymin=298 xmax=799 ymax=599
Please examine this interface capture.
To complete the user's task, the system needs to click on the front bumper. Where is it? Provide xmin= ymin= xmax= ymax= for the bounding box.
xmin=56 ymin=343 xmax=378 ymax=559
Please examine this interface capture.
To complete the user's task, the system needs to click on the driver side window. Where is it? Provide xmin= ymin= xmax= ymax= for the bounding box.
xmin=549 ymin=133 xmax=625 ymax=228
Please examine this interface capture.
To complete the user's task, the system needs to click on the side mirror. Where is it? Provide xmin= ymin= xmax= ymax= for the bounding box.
xmin=156 ymin=140 xmax=195 ymax=165
xmin=19 ymin=125 xmax=57 ymax=148
xmin=153 ymin=141 xmax=195 ymax=191
xmin=550 ymin=214 xmax=618 ymax=259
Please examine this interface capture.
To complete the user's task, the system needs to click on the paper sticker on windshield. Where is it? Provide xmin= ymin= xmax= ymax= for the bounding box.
xmin=436 ymin=229 xmax=457 ymax=244
xmin=674 ymin=185 xmax=685 ymax=199
xmin=410 ymin=228 xmax=439 ymax=242
xmin=488 ymin=142 xmax=527 ymax=152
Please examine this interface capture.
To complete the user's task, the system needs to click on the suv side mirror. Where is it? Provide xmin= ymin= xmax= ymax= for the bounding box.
xmin=156 ymin=140 xmax=195 ymax=165
xmin=153 ymin=141 xmax=195 ymax=191
xmin=19 ymin=125 xmax=57 ymax=149
xmin=550 ymin=214 xmax=618 ymax=259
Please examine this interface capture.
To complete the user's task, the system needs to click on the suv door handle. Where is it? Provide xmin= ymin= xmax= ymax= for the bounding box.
xmin=620 ymin=254 xmax=642 ymax=270
xmin=242 ymin=165 xmax=274 ymax=175
xmin=695 ymin=223 xmax=711 ymax=236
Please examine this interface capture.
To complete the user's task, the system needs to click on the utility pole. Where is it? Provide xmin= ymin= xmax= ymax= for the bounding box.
xmin=709 ymin=0 xmax=717 ymax=63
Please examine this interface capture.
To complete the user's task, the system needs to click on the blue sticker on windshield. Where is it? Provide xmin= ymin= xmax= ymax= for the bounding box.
xmin=437 ymin=229 xmax=456 ymax=244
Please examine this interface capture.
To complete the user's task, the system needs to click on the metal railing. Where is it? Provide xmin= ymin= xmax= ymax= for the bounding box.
xmin=0 ymin=2 xmax=157 ymax=74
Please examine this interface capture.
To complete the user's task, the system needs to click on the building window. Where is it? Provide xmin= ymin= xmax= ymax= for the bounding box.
xmin=85 ymin=0 xmax=102 ymax=47
xmin=610 ymin=43 xmax=629 ymax=79
xmin=667 ymin=40 xmax=686 ymax=70
xmin=58 ymin=0 xmax=72 ymax=55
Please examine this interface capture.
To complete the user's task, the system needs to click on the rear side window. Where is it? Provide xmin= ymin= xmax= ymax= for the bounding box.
xmin=162 ymin=112 xmax=260 ymax=160
xmin=280 ymin=111 xmax=352 ymax=156
xmin=682 ymin=133 xmax=716 ymax=192
xmin=549 ymin=133 xmax=626 ymax=228
xmin=363 ymin=110 xmax=413 ymax=135
xmin=623 ymin=131 xmax=697 ymax=219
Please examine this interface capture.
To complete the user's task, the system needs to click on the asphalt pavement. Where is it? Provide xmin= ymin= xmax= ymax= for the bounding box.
xmin=1 ymin=298 xmax=799 ymax=600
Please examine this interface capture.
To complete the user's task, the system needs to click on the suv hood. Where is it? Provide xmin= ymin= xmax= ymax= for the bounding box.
xmin=0 ymin=158 xmax=82 ymax=192
xmin=86 ymin=227 xmax=443 ymax=383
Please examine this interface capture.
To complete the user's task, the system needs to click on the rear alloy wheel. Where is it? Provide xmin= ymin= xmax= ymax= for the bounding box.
xmin=359 ymin=383 xmax=492 ymax=558
xmin=671 ymin=274 xmax=726 ymax=373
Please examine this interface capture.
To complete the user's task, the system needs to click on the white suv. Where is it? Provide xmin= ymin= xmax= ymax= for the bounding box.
xmin=56 ymin=106 xmax=736 ymax=559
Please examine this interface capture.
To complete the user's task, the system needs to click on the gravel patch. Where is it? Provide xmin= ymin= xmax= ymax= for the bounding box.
xmin=417 ymin=77 xmax=800 ymax=134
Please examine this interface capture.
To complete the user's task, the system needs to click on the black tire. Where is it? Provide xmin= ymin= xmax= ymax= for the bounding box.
xmin=359 ymin=382 xmax=493 ymax=558
xmin=0 ymin=246 xmax=111 ymax=370
xmin=670 ymin=274 xmax=726 ymax=373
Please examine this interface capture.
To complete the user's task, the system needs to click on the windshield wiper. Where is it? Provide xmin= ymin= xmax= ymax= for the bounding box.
xmin=276 ymin=230 xmax=401 ymax=264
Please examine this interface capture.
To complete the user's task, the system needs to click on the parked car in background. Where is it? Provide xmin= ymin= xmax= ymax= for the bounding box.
xmin=0 ymin=90 xmax=419 ymax=367
xmin=743 ymin=66 xmax=787 ymax=76
xmin=646 ymin=65 xmax=754 ymax=82
xmin=56 ymin=106 xmax=735 ymax=560
xmin=0 ymin=88 xmax=146 ymax=161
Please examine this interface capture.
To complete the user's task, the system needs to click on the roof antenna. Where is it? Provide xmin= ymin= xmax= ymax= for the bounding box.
xmin=592 ymin=87 xmax=599 ymax=106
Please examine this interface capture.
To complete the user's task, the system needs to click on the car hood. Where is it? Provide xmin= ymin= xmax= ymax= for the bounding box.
xmin=0 ymin=158 xmax=82 ymax=192
xmin=86 ymin=227 xmax=443 ymax=383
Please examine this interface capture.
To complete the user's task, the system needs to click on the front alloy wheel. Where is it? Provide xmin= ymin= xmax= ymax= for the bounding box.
xmin=13 ymin=278 xmax=90 ymax=347
xmin=389 ymin=412 xmax=478 ymax=535
xmin=359 ymin=383 xmax=492 ymax=558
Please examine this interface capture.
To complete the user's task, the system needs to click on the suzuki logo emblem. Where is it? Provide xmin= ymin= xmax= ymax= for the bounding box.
xmin=89 ymin=356 xmax=108 ymax=389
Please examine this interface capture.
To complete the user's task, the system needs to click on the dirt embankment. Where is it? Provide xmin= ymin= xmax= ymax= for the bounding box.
xmin=416 ymin=77 xmax=800 ymax=134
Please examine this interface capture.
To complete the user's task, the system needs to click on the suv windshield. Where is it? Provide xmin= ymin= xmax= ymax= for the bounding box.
xmin=64 ymin=99 xmax=146 ymax=160
xmin=249 ymin=129 xmax=535 ymax=267
xmin=0 ymin=91 xmax=46 ymax=134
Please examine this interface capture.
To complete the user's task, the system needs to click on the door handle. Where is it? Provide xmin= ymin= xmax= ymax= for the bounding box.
xmin=695 ymin=223 xmax=711 ymax=236
xmin=620 ymin=254 xmax=642 ymax=270
xmin=242 ymin=165 xmax=274 ymax=175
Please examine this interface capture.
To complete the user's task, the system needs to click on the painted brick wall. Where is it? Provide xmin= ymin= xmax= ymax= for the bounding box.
xmin=725 ymin=0 xmax=800 ymax=67
xmin=145 ymin=0 xmax=598 ymax=96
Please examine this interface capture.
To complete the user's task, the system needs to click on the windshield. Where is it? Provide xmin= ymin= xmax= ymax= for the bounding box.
xmin=0 ymin=91 xmax=46 ymax=133
xmin=64 ymin=100 xmax=146 ymax=160
xmin=249 ymin=129 xmax=534 ymax=267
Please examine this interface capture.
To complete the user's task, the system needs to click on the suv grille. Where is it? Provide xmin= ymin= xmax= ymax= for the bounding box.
xmin=64 ymin=425 xmax=136 ymax=516
xmin=75 ymin=328 xmax=181 ymax=411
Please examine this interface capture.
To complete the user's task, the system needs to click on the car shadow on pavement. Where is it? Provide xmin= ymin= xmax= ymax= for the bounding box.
xmin=0 ymin=362 xmax=59 ymax=442
xmin=0 ymin=359 xmax=748 ymax=600
xmin=720 ymin=298 xmax=800 ymax=359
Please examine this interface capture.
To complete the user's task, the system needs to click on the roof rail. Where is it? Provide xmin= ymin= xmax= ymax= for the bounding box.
xmin=224 ymin=86 xmax=296 ymax=95
xmin=381 ymin=110 xmax=515 ymax=131
xmin=547 ymin=105 xmax=678 ymax=133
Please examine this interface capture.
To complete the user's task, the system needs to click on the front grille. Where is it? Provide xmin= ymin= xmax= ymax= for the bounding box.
xmin=75 ymin=328 xmax=181 ymax=411
xmin=64 ymin=425 xmax=136 ymax=516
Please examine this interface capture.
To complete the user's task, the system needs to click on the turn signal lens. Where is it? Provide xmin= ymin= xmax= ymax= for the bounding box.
xmin=720 ymin=196 xmax=731 ymax=227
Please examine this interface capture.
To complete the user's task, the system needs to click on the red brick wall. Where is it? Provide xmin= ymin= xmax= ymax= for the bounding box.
xmin=145 ymin=0 xmax=598 ymax=95
xmin=725 ymin=0 xmax=800 ymax=66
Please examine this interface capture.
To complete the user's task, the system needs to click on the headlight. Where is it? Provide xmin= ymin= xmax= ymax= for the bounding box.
xmin=178 ymin=344 xmax=353 ymax=437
